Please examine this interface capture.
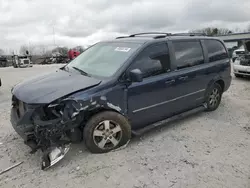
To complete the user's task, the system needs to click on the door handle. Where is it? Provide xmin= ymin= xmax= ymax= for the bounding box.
xmin=165 ymin=79 xmax=175 ymax=85
xmin=178 ymin=76 xmax=188 ymax=81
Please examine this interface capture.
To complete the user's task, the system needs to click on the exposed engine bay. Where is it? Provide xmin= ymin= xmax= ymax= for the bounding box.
xmin=239 ymin=54 xmax=250 ymax=66
xmin=238 ymin=41 xmax=250 ymax=66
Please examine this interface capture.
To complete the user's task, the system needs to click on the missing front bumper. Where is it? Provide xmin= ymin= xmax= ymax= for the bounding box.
xmin=10 ymin=107 xmax=72 ymax=170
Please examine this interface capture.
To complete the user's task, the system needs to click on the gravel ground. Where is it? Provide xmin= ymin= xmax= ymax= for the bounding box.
xmin=0 ymin=65 xmax=249 ymax=188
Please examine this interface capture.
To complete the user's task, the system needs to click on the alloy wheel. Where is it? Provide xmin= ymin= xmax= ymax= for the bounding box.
xmin=209 ymin=88 xmax=220 ymax=108
xmin=93 ymin=120 xmax=122 ymax=150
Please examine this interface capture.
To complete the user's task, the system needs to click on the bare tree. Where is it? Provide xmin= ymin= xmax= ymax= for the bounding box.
xmin=217 ymin=28 xmax=233 ymax=35
xmin=247 ymin=24 xmax=250 ymax=32
xmin=232 ymin=27 xmax=244 ymax=33
xmin=52 ymin=46 xmax=69 ymax=56
xmin=19 ymin=44 xmax=38 ymax=55
xmin=19 ymin=45 xmax=30 ymax=55
xmin=73 ymin=46 xmax=85 ymax=53
xmin=189 ymin=27 xmax=233 ymax=36
xmin=44 ymin=50 xmax=53 ymax=56
xmin=0 ymin=48 xmax=5 ymax=55
xmin=32 ymin=44 xmax=49 ymax=56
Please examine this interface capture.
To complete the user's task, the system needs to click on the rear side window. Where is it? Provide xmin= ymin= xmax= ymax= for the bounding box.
xmin=172 ymin=41 xmax=204 ymax=70
xmin=204 ymin=40 xmax=228 ymax=62
xmin=129 ymin=43 xmax=170 ymax=78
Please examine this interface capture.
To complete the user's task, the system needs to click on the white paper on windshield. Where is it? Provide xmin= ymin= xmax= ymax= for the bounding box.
xmin=115 ymin=47 xmax=131 ymax=52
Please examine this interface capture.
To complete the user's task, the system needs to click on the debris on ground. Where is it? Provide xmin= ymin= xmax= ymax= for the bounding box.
xmin=0 ymin=162 xmax=23 ymax=175
xmin=180 ymin=159 xmax=198 ymax=168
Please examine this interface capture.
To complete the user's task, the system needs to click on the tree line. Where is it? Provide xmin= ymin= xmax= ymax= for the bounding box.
xmin=189 ymin=24 xmax=250 ymax=36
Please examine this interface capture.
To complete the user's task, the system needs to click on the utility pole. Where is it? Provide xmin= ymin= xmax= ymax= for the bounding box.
xmin=53 ymin=26 xmax=56 ymax=47
xmin=28 ymin=41 xmax=31 ymax=54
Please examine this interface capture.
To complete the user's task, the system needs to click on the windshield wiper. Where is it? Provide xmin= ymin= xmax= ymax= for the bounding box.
xmin=72 ymin=66 xmax=90 ymax=77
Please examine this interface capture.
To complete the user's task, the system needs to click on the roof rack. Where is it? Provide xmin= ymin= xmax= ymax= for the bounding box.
xmin=171 ymin=32 xmax=207 ymax=36
xmin=116 ymin=32 xmax=172 ymax=39
xmin=116 ymin=36 xmax=129 ymax=39
xmin=129 ymin=32 xmax=172 ymax=37
xmin=115 ymin=32 xmax=208 ymax=39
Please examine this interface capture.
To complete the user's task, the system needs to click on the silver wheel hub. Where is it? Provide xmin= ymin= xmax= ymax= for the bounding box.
xmin=209 ymin=88 xmax=220 ymax=107
xmin=93 ymin=120 xmax=122 ymax=150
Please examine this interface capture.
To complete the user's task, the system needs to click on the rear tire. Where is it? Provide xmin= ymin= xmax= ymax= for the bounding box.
xmin=84 ymin=111 xmax=131 ymax=153
xmin=205 ymin=83 xmax=222 ymax=111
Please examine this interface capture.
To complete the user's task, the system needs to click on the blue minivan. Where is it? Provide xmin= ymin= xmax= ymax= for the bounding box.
xmin=10 ymin=33 xmax=232 ymax=169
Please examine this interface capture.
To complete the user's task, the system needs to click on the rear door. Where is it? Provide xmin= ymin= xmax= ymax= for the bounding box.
xmin=202 ymin=39 xmax=231 ymax=89
xmin=167 ymin=39 xmax=208 ymax=113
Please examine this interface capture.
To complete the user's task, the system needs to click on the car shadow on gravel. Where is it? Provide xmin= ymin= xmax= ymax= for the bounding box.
xmin=130 ymin=111 xmax=207 ymax=145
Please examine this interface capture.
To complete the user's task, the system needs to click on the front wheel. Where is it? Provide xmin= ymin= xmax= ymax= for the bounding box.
xmin=205 ymin=83 xmax=222 ymax=111
xmin=84 ymin=111 xmax=131 ymax=153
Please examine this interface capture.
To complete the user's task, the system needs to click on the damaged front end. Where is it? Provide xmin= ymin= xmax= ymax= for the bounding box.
xmin=11 ymin=96 xmax=87 ymax=170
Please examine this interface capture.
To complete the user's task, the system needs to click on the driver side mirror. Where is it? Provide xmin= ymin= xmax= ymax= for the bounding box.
xmin=129 ymin=69 xmax=143 ymax=82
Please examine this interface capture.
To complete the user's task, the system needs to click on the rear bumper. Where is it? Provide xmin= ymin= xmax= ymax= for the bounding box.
xmin=233 ymin=64 xmax=250 ymax=75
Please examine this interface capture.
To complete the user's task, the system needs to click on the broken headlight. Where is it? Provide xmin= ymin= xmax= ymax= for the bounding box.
xmin=43 ymin=100 xmax=64 ymax=120
xmin=45 ymin=99 xmax=85 ymax=122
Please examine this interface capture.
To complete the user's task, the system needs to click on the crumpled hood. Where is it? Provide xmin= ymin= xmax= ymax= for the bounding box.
xmin=12 ymin=69 xmax=101 ymax=104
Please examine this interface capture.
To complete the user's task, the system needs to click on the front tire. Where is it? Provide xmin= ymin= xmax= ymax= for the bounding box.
xmin=205 ymin=83 xmax=222 ymax=111
xmin=84 ymin=111 xmax=131 ymax=153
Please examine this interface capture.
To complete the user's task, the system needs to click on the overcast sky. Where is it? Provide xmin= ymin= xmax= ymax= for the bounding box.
xmin=1 ymin=0 xmax=250 ymax=51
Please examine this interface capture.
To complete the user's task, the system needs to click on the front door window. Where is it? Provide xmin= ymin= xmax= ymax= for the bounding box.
xmin=128 ymin=43 xmax=171 ymax=78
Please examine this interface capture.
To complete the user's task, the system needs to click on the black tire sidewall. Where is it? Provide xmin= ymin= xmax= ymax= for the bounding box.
xmin=205 ymin=83 xmax=222 ymax=111
xmin=84 ymin=111 xmax=131 ymax=153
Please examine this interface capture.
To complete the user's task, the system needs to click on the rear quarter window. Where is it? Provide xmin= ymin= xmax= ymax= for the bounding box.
xmin=204 ymin=40 xmax=228 ymax=62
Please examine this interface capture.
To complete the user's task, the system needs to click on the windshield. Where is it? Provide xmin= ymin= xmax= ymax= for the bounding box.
xmin=66 ymin=42 xmax=142 ymax=78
